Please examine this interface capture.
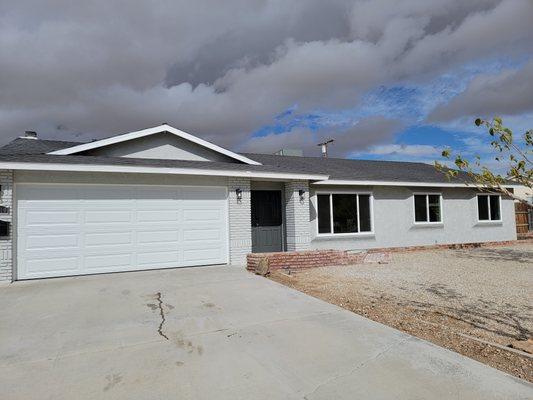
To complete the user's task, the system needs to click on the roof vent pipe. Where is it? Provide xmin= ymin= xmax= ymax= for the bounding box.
xmin=317 ymin=139 xmax=334 ymax=158
xmin=23 ymin=131 xmax=38 ymax=139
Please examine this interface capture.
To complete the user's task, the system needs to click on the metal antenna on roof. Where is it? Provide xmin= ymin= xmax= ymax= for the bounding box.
xmin=317 ymin=139 xmax=334 ymax=158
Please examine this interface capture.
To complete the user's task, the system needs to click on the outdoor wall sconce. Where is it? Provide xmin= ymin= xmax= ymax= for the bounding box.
xmin=236 ymin=188 xmax=242 ymax=202
xmin=299 ymin=189 xmax=305 ymax=201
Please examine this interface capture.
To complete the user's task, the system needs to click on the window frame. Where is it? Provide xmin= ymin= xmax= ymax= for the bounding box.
xmin=412 ymin=192 xmax=443 ymax=225
xmin=315 ymin=191 xmax=374 ymax=237
xmin=476 ymin=194 xmax=502 ymax=223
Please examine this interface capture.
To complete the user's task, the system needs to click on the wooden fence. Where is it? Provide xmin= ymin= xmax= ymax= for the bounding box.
xmin=515 ymin=202 xmax=532 ymax=235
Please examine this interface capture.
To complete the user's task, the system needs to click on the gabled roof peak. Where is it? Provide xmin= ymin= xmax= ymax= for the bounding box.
xmin=47 ymin=124 xmax=261 ymax=165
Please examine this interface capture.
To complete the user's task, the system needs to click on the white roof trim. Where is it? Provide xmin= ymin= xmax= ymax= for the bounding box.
xmin=312 ymin=179 xmax=521 ymax=188
xmin=0 ymin=161 xmax=328 ymax=180
xmin=47 ymin=124 xmax=261 ymax=165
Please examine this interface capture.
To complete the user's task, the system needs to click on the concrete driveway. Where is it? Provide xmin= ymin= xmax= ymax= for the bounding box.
xmin=1 ymin=266 xmax=531 ymax=399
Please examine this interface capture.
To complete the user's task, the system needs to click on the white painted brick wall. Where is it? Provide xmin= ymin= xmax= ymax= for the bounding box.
xmin=228 ymin=177 xmax=252 ymax=265
xmin=0 ymin=170 xmax=13 ymax=282
xmin=284 ymin=180 xmax=310 ymax=251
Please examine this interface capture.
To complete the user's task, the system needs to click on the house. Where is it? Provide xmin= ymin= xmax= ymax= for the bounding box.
xmin=0 ymin=124 xmax=517 ymax=281
xmin=514 ymin=185 xmax=533 ymax=204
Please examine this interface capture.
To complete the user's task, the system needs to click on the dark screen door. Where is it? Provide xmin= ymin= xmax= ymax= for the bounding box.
xmin=251 ymin=190 xmax=283 ymax=253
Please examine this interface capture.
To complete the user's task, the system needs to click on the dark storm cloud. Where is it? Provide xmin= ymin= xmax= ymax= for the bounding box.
xmin=241 ymin=116 xmax=404 ymax=157
xmin=0 ymin=0 xmax=532 ymax=156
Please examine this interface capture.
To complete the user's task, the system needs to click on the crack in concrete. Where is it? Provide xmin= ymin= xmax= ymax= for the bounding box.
xmin=302 ymin=337 xmax=411 ymax=399
xmin=155 ymin=292 xmax=169 ymax=340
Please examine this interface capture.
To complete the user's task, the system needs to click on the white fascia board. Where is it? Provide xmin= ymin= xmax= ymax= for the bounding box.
xmin=0 ymin=161 xmax=328 ymax=180
xmin=48 ymin=124 xmax=262 ymax=165
xmin=311 ymin=179 xmax=521 ymax=188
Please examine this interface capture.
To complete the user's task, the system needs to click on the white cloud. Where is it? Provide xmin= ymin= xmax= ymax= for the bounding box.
xmin=363 ymin=144 xmax=440 ymax=157
xmin=428 ymin=61 xmax=533 ymax=121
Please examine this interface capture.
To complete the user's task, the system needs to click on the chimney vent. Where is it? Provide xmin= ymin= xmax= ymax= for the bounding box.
xmin=23 ymin=131 xmax=38 ymax=139
xmin=317 ymin=139 xmax=334 ymax=158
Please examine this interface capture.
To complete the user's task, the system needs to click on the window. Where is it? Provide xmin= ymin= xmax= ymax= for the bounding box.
xmin=317 ymin=193 xmax=372 ymax=235
xmin=414 ymin=194 xmax=442 ymax=223
xmin=477 ymin=194 xmax=501 ymax=221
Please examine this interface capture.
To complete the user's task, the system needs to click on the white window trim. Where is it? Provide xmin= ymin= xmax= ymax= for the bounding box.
xmin=413 ymin=192 xmax=443 ymax=225
xmin=476 ymin=194 xmax=502 ymax=223
xmin=315 ymin=191 xmax=374 ymax=237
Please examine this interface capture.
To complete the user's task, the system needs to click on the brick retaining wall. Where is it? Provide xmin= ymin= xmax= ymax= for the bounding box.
xmin=247 ymin=250 xmax=366 ymax=271
xmin=366 ymin=240 xmax=521 ymax=254
xmin=247 ymin=239 xmax=527 ymax=272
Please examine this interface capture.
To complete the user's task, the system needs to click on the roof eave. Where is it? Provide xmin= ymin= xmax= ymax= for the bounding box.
xmin=312 ymin=179 xmax=521 ymax=188
xmin=0 ymin=161 xmax=328 ymax=181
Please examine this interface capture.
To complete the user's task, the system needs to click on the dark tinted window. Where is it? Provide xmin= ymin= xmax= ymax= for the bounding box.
xmin=490 ymin=195 xmax=501 ymax=220
xmin=358 ymin=194 xmax=372 ymax=232
xmin=317 ymin=194 xmax=331 ymax=234
xmin=332 ymin=194 xmax=358 ymax=233
xmin=428 ymin=195 xmax=441 ymax=222
xmin=414 ymin=195 xmax=428 ymax=222
xmin=478 ymin=195 xmax=489 ymax=220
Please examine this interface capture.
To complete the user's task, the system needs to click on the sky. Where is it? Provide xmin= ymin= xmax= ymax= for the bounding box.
xmin=0 ymin=0 xmax=532 ymax=165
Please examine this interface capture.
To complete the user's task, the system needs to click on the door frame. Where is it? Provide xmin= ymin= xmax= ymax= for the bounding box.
xmin=250 ymin=189 xmax=285 ymax=252
xmin=14 ymin=182 xmax=230 ymax=280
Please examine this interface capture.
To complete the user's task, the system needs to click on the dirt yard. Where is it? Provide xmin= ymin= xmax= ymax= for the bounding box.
xmin=269 ymin=242 xmax=533 ymax=382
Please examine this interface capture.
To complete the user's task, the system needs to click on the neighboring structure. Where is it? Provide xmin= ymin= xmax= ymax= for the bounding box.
xmin=0 ymin=124 xmax=518 ymax=281
xmin=514 ymin=185 xmax=533 ymax=204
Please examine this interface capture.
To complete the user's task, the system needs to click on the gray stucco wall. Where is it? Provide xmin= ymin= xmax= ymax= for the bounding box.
xmin=309 ymin=185 xmax=517 ymax=250
xmin=84 ymin=132 xmax=237 ymax=163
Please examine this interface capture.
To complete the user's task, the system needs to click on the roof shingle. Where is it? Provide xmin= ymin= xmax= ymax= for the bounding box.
xmin=0 ymin=137 xmax=471 ymax=184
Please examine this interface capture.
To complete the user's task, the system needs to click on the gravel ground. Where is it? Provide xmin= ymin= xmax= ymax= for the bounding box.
xmin=269 ymin=242 xmax=533 ymax=382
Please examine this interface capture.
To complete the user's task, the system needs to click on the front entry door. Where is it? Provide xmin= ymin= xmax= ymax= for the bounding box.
xmin=251 ymin=190 xmax=283 ymax=253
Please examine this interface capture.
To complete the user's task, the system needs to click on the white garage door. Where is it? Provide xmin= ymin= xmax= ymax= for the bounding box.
xmin=16 ymin=184 xmax=228 ymax=279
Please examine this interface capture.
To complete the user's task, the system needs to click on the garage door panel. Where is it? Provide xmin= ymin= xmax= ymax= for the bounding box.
xmin=136 ymin=187 xmax=178 ymax=199
xmin=183 ymin=208 xmax=223 ymax=222
xmin=16 ymin=184 xmax=228 ymax=279
xmin=136 ymin=242 xmax=181 ymax=254
xmin=137 ymin=230 xmax=180 ymax=244
xmin=84 ymin=253 xmax=133 ymax=270
xmin=26 ymin=257 xmax=81 ymax=274
xmin=181 ymin=186 xmax=226 ymax=200
xmin=25 ymin=234 xmax=80 ymax=250
xmin=183 ymin=246 xmax=224 ymax=263
xmin=137 ymin=250 xmax=180 ymax=266
xmin=24 ymin=210 xmax=80 ymax=226
xmin=184 ymin=228 xmax=221 ymax=241
xmin=17 ymin=186 xmax=80 ymax=202
xmin=84 ymin=210 xmax=133 ymax=224
xmin=84 ymin=231 xmax=133 ymax=247
xmin=137 ymin=210 xmax=179 ymax=223
xmin=82 ymin=187 xmax=135 ymax=200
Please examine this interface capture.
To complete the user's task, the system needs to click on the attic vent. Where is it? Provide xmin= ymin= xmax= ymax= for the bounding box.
xmin=23 ymin=131 xmax=38 ymax=139
xmin=274 ymin=148 xmax=303 ymax=157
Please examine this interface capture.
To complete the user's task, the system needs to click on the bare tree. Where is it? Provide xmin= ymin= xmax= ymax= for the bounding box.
xmin=435 ymin=117 xmax=532 ymax=207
